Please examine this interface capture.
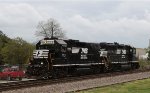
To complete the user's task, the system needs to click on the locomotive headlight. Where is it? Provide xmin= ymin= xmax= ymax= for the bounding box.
xmin=41 ymin=62 xmax=44 ymax=65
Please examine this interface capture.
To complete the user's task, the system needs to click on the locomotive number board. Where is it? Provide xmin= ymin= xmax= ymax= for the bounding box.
xmin=40 ymin=40 xmax=54 ymax=45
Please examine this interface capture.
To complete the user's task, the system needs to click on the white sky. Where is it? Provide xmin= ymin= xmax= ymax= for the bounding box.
xmin=0 ymin=0 xmax=150 ymax=48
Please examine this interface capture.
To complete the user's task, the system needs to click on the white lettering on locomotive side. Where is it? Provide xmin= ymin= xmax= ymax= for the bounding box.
xmin=80 ymin=48 xmax=88 ymax=59
xmin=122 ymin=49 xmax=126 ymax=54
xmin=81 ymin=54 xmax=88 ymax=59
xmin=81 ymin=48 xmax=88 ymax=54
xmin=122 ymin=55 xmax=125 ymax=58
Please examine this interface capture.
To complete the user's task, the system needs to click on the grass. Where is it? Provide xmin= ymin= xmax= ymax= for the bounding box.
xmin=77 ymin=78 xmax=150 ymax=93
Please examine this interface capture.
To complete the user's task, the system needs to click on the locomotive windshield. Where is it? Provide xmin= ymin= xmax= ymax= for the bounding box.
xmin=37 ymin=45 xmax=55 ymax=50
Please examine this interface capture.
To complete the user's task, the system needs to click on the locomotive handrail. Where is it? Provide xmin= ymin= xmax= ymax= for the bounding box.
xmin=102 ymin=56 xmax=110 ymax=70
xmin=49 ymin=53 xmax=55 ymax=69
xmin=46 ymin=58 xmax=49 ymax=70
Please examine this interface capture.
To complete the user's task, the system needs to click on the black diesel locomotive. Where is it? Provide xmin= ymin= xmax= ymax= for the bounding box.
xmin=26 ymin=38 xmax=139 ymax=79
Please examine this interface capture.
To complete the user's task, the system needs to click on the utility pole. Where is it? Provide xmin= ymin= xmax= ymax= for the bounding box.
xmin=149 ymin=39 xmax=150 ymax=48
xmin=51 ymin=27 xmax=53 ymax=38
xmin=51 ymin=21 xmax=54 ymax=38
xmin=148 ymin=39 xmax=150 ymax=60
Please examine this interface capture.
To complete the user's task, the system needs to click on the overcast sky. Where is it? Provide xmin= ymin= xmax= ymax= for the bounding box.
xmin=0 ymin=0 xmax=150 ymax=48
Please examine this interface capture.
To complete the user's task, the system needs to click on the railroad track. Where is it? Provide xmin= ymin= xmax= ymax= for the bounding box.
xmin=0 ymin=69 xmax=150 ymax=92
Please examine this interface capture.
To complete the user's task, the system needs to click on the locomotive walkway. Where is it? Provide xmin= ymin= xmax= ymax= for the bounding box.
xmin=2 ymin=70 xmax=150 ymax=93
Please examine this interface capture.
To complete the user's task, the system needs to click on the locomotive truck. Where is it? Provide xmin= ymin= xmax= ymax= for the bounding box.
xmin=26 ymin=38 xmax=139 ymax=79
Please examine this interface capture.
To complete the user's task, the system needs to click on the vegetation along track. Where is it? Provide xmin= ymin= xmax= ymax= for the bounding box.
xmin=0 ymin=69 xmax=150 ymax=92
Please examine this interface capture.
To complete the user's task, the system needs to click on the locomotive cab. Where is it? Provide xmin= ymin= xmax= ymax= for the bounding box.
xmin=26 ymin=38 xmax=67 ymax=78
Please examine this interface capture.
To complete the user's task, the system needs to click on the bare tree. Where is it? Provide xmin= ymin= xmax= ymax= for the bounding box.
xmin=35 ymin=18 xmax=66 ymax=38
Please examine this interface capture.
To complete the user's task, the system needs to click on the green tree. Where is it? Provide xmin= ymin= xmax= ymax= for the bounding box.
xmin=0 ymin=31 xmax=10 ymax=64
xmin=1 ymin=37 xmax=35 ymax=65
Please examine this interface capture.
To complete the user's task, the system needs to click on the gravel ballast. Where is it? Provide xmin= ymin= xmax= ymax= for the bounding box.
xmin=2 ymin=71 xmax=150 ymax=93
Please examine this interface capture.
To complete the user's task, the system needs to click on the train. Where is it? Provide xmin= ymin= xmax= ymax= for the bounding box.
xmin=26 ymin=38 xmax=140 ymax=79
